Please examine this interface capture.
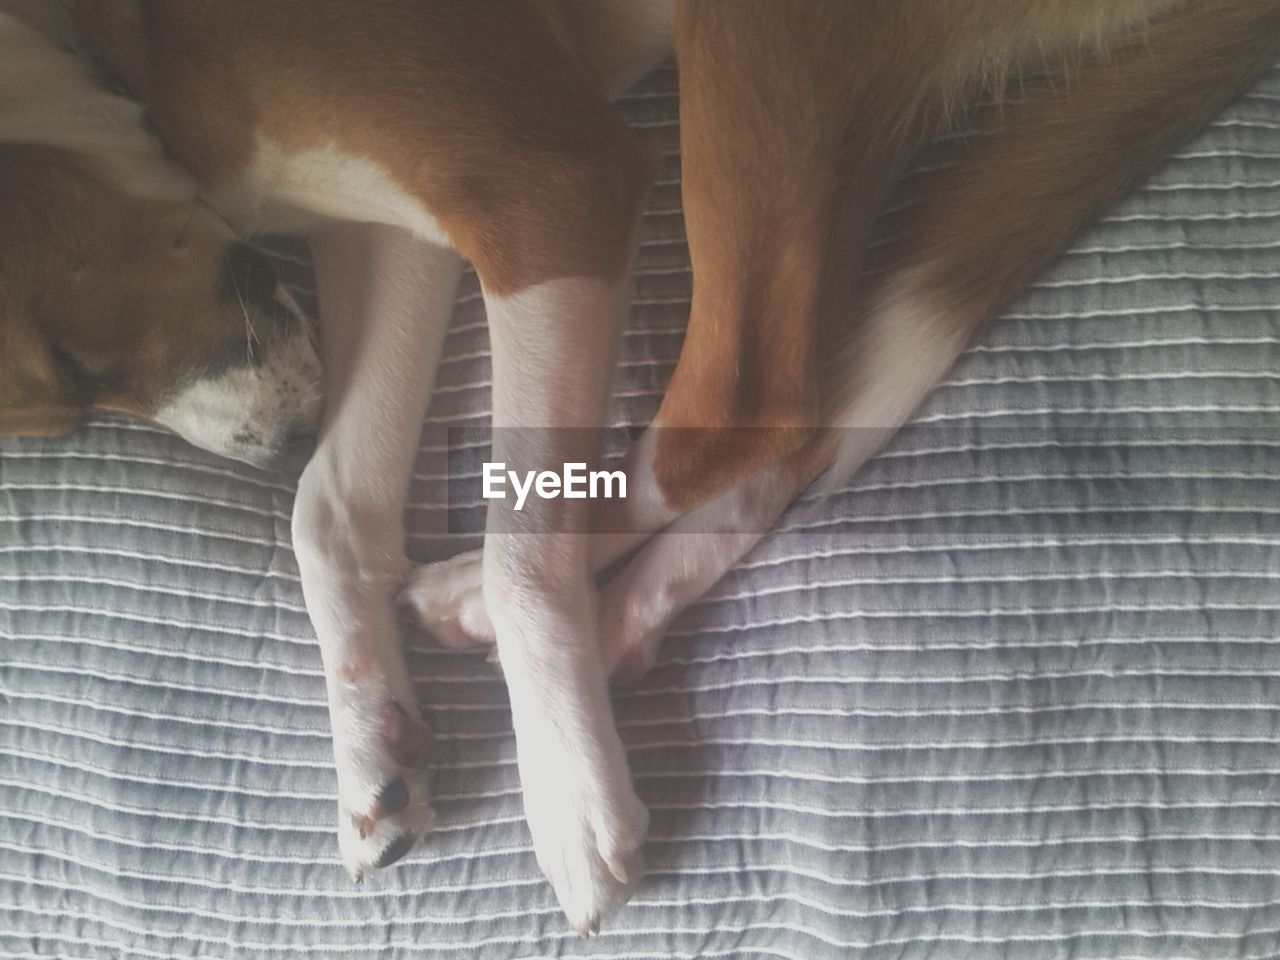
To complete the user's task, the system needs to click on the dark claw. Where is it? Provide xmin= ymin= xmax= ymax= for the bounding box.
xmin=373 ymin=832 xmax=417 ymax=869
xmin=374 ymin=776 xmax=410 ymax=817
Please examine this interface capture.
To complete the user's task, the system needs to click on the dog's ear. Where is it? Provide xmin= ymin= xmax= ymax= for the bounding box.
xmin=0 ymin=315 xmax=87 ymax=437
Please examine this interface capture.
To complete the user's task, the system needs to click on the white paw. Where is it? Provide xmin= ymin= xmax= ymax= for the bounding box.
xmin=400 ymin=550 xmax=496 ymax=651
xmin=336 ymin=767 xmax=434 ymax=880
xmin=329 ymin=669 xmax=434 ymax=879
xmin=523 ymin=760 xmax=649 ymax=935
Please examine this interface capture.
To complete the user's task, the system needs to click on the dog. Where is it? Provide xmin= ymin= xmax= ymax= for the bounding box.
xmin=2 ymin=0 xmax=1278 ymax=935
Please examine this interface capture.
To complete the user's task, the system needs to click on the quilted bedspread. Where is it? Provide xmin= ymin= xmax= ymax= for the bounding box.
xmin=4 ymin=63 xmax=1280 ymax=960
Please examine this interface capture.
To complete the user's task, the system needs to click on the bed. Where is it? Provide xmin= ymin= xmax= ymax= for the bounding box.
xmin=4 ymin=62 xmax=1280 ymax=960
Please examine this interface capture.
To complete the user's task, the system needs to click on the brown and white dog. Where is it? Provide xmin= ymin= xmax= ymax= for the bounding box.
xmin=2 ymin=0 xmax=1279 ymax=935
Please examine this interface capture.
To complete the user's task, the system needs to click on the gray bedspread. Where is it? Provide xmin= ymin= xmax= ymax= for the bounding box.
xmin=4 ymin=64 xmax=1280 ymax=960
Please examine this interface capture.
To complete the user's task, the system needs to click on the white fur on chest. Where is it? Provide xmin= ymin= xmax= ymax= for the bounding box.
xmin=210 ymin=138 xmax=453 ymax=246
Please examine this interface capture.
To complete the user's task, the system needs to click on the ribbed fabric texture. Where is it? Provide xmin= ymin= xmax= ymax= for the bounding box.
xmin=3 ymin=64 xmax=1280 ymax=960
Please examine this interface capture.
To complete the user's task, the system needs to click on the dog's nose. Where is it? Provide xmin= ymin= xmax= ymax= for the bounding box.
xmin=218 ymin=240 xmax=279 ymax=313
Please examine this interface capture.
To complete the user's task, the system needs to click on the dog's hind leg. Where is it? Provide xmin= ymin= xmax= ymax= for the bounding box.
xmin=823 ymin=0 xmax=1280 ymax=489
xmin=597 ymin=440 xmax=829 ymax=680
xmin=601 ymin=0 xmax=1280 ymax=679
xmin=292 ymin=223 xmax=462 ymax=880
xmin=640 ymin=0 xmax=938 ymax=515
xmin=550 ymin=0 xmax=1279 ymax=685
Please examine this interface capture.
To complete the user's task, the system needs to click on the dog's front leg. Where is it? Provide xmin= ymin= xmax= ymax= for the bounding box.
xmin=481 ymin=273 xmax=649 ymax=933
xmin=292 ymin=222 xmax=462 ymax=878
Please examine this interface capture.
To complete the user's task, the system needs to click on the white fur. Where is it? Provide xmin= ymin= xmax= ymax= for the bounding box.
xmin=208 ymin=138 xmax=452 ymax=244
xmin=485 ymin=278 xmax=626 ymax=430
xmin=0 ymin=13 xmax=197 ymax=204
xmin=586 ymin=425 xmax=684 ymax=568
xmin=330 ymin=667 xmax=436 ymax=881
xmin=150 ymin=314 xmax=322 ymax=465
xmin=599 ymin=460 xmax=806 ymax=676
xmin=824 ymin=272 xmax=976 ymax=492
xmin=405 ymin=457 xmax=807 ymax=681
xmin=192 ymin=110 xmax=478 ymax=896
xmin=292 ymin=225 xmax=464 ymax=879
xmin=482 ymin=276 xmax=647 ymax=933
xmin=401 ymin=550 xmax=493 ymax=651
xmin=5 ymin=0 xmax=674 ymax=931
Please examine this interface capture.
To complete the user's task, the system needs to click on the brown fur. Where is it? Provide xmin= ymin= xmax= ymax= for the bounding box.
xmin=817 ymin=0 xmax=1280 ymax=486
xmin=652 ymin=0 xmax=1280 ymax=510
xmin=4 ymin=0 xmax=1280 ymax=500
xmin=72 ymin=0 xmax=655 ymax=295
xmin=0 ymin=143 xmax=280 ymax=434
xmin=2 ymin=0 xmax=659 ymax=439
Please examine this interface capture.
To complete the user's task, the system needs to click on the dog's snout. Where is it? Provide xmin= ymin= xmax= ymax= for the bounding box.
xmin=218 ymin=241 xmax=279 ymax=312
